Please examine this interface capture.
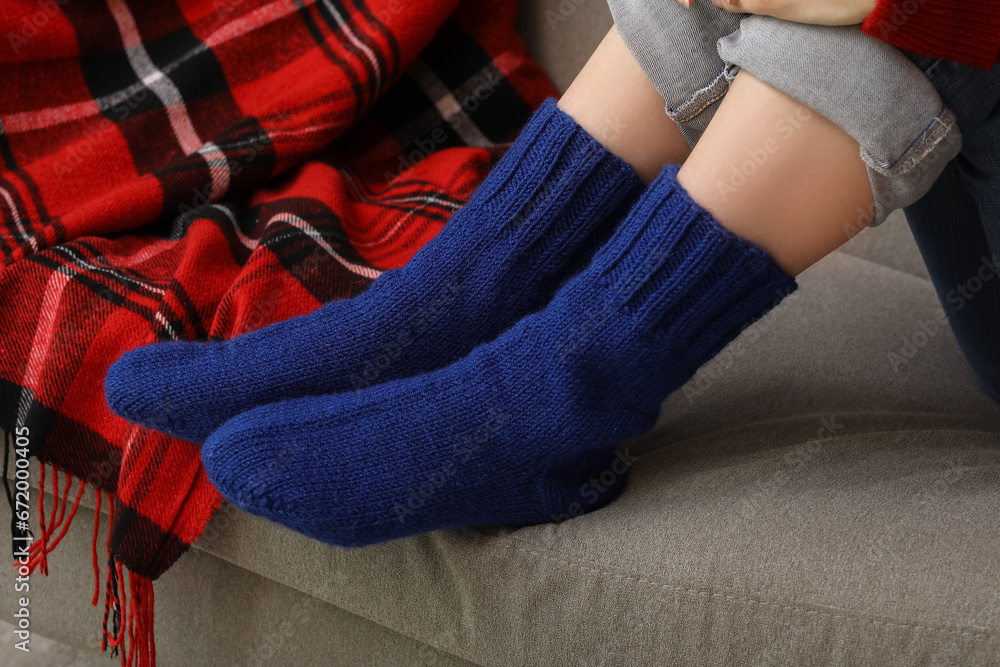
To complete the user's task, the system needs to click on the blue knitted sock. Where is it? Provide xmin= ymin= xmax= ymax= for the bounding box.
xmin=200 ymin=165 xmax=798 ymax=548
xmin=104 ymin=99 xmax=642 ymax=443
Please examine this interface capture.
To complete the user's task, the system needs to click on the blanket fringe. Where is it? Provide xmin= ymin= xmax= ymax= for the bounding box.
xmin=126 ymin=567 xmax=156 ymax=666
xmin=93 ymin=490 xmax=102 ymax=606
xmin=26 ymin=468 xmax=85 ymax=571
xmin=10 ymin=460 xmax=156 ymax=666
xmin=104 ymin=556 xmax=156 ymax=667
xmin=100 ymin=492 xmax=156 ymax=667
xmin=36 ymin=461 xmax=48 ymax=574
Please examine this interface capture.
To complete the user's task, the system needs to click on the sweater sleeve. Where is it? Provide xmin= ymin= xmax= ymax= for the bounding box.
xmin=861 ymin=0 xmax=1000 ymax=70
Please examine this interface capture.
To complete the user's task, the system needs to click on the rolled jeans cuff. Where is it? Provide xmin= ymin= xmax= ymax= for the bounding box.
xmin=607 ymin=1 xmax=962 ymax=227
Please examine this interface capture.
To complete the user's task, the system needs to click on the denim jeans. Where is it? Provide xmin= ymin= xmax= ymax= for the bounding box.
xmin=901 ymin=55 xmax=1000 ymax=403
xmin=606 ymin=0 xmax=962 ymax=225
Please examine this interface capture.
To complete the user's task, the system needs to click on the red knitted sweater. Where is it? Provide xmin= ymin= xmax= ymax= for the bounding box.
xmin=862 ymin=0 xmax=1000 ymax=69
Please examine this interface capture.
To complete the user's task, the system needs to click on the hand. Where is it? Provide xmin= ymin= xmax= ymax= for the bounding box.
xmin=675 ymin=0 xmax=878 ymax=26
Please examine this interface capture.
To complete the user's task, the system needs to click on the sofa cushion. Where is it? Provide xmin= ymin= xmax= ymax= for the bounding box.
xmin=0 ymin=498 xmax=480 ymax=666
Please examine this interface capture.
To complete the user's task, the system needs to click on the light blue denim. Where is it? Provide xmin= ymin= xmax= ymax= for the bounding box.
xmin=607 ymin=0 xmax=963 ymax=226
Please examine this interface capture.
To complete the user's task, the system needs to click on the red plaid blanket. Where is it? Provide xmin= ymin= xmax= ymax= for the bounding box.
xmin=0 ymin=0 xmax=554 ymax=663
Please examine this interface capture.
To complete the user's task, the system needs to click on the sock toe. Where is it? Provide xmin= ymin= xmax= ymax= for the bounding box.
xmin=201 ymin=402 xmax=380 ymax=546
xmin=105 ymin=341 xmax=221 ymax=443
xmin=201 ymin=411 xmax=280 ymax=511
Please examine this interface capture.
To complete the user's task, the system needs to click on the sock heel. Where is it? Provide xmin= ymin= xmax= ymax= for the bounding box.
xmin=537 ymin=446 xmax=634 ymax=525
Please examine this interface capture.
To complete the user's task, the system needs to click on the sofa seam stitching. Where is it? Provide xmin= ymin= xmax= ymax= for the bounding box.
xmin=513 ymin=546 xmax=998 ymax=642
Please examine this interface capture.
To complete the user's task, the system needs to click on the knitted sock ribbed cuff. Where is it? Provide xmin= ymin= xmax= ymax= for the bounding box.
xmin=596 ymin=164 xmax=798 ymax=366
xmin=470 ymin=98 xmax=642 ymax=244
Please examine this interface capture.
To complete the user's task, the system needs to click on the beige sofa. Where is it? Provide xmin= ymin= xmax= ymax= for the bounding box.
xmin=5 ymin=2 xmax=1000 ymax=665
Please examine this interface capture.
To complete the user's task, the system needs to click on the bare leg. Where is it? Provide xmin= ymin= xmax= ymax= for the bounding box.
xmin=558 ymin=26 xmax=691 ymax=184
xmin=557 ymin=27 xmax=875 ymax=277
xmin=678 ymin=71 xmax=874 ymax=276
